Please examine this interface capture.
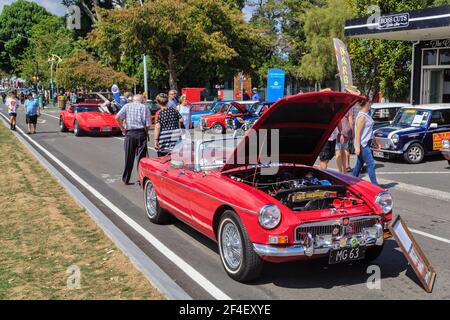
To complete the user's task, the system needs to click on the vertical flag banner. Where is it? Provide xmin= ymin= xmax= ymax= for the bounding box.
xmin=111 ymin=84 xmax=120 ymax=106
xmin=333 ymin=38 xmax=353 ymax=92
xmin=267 ymin=69 xmax=285 ymax=101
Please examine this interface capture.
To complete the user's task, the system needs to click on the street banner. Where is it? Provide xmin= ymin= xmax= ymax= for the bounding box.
xmin=267 ymin=68 xmax=285 ymax=101
xmin=388 ymin=215 xmax=436 ymax=293
xmin=111 ymin=84 xmax=120 ymax=107
xmin=333 ymin=38 xmax=353 ymax=92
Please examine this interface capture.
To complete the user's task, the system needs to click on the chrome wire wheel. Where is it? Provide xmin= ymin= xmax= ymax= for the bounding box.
xmin=212 ymin=123 xmax=224 ymax=134
xmin=145 ymin=182 xmax=157 ymax=219
xmin=221 ymin=220 xmax=243 ymax=271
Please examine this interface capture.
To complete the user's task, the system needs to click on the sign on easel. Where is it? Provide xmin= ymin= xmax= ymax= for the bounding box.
xmin=388 ymin=215 xmax=436 ymax=293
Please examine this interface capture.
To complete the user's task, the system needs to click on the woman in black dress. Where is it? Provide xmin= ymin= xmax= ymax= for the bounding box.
xmin=154 ymin=93 xmax=184 ymax=157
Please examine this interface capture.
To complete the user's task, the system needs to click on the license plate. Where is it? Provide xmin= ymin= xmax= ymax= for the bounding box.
xmin=329 ymin=246 xmax=365 ymax=264
xmin=102 ymin=127 xmax=111 ymax=132
xmin=373 ymin=151 xmax=385 ymax=158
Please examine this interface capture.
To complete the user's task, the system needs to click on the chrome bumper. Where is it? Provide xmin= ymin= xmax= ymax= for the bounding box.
xmin=372 ymin=148 xmax=403 ymax=155
xmin=253 ymin=224 xmax=384 ymax=257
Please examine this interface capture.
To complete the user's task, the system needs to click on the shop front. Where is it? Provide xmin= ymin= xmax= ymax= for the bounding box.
xmin=344 ymin=5 xmax=450 ymax=105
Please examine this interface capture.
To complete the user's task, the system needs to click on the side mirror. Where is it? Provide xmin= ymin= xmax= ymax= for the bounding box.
xmin=429 ymin=123 xmax=438 ymax=129
xmin=171 ymin=159 xmax=184 ymax=169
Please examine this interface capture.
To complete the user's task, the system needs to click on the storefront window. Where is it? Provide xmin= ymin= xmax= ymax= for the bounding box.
xmin=423 ymin=49 xmax=437 ymax=65
xmin=439 ymin=49 xmax=450 ymax=65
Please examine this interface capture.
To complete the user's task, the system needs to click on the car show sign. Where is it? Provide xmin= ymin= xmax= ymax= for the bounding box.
xmin=333 ymin=38 xmax=353 ymax=92
xmin=388 ymin=215 xmax=436 ymax=293
xmin=111 ymin=84 xmax=121 ymax=107
xmin=432 ymin=131 xmax=450 ymax=150
xmin=267 ymin=68 xmax=285 ymax=101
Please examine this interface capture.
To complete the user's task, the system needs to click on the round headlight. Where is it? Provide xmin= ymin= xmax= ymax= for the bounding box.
xmin=375 ymin=192 xmax=393 ymax=214
xmin=443 ymin=139 xmax=450 ymax=149
xmin=258 ymin=204 xmax=281 ymax=229
xmin=391 ymin=134 xmax=399 ymax=144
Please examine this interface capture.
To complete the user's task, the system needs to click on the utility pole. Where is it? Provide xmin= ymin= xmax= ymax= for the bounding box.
xmin=139 ymin=0 xmax=149 ymax=99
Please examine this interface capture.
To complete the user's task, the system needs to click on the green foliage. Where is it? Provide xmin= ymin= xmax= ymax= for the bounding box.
xmin=17 ymin=16 xmax=75 ymax=84
xmin=89 ymin=0 xmax=268 ymax=90
xmin=55 ymin=51 xmax=137 ymax=91
xmin=0 ymin=0 xmax=51 ymax=73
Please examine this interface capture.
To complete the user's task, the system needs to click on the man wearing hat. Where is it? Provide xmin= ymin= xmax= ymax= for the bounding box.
xmin=24 ymin=93 xmax=40 ymax=134
xmin=251 ymin=88 xmax=260 ymax=101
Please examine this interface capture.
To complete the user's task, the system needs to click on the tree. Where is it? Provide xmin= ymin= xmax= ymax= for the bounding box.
xmin=55 ymin=51 xmax=137 ymax=91
xmin=17 ymin=16 xmax=75 ymax=85
xmin=89 ymin=0 xmax=268 ymax=90
xmin=0 ymin=0 xmax=51 ymax=73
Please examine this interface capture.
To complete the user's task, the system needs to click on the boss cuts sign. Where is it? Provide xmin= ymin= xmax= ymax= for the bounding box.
xmin=378 ymin=13 xmax=409 ymax=30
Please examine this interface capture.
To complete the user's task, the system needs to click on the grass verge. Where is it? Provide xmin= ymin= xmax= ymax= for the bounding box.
xmin=0 ymin=121 xmax=165 ymax=299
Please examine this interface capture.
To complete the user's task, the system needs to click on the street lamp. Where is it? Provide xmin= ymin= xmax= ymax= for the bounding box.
xmin=48 ymin=54 xmax=62 ymax=106
xmin=139 ymin=0 xmax=149 ymax=99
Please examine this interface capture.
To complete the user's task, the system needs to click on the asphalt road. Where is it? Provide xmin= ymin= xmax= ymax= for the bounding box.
xmin=2 ymin=104 xmax=450 ymax=300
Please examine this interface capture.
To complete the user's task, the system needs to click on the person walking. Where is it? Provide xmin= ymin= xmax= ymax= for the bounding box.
xmin=6 ymin=91 xmax=19 ymax=130
xmin=251 ymin=88 xmax=260 ymax=101
xmin=352 ymin=99 xmax=378 ymax=185
xmin=115 ymin=94 xmax=150 ymax=185
xmin=168 ymin=89 xmax=178 ymax=108
xmin=154 ymin=93 xmax=183 ymax=157
xmin=176 ymin=94 xmax=191 ymax=136
xmin=24 ymin=93 xmax=40 ymax=134
xmin=335 ymin=110 xmax=353 ymax=173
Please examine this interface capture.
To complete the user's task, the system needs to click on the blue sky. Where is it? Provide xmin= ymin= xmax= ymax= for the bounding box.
xmin=0 ymin=0 xmax=67 ymax=16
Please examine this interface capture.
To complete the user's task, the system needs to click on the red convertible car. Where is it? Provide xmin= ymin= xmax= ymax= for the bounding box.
xmin=59 ymin=103 xmax=120 ymax=136
xmin=199 ymin=102 xmax=249 ymax=134
xmin=138 ymin=91 xmax=393 ymax=282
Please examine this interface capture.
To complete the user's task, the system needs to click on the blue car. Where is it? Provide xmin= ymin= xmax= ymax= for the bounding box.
xmin=372 ymin=105 xmax=450 ymax=164
xmin=225 ymin=101 xmax=274 ymax=131
xmin=191 ymin=100 xmax=235 ymax=128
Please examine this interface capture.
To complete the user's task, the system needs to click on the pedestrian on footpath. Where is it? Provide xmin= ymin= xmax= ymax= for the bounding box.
xmin=168 ymin=89 xmax=178 ymax=109
xmin=154 ymin=93 xmax=183 ymax=157
xmin=6 ymin=91 xmax=19 ymax=130
xmin=335 ymin=110 xmax=353 ymax=173
xmin=115 ymin=94 xmax=150 ymax=185
xmin=352 ymin=99 xmax=378 ymax=185
xmin=25 ymin=93 xmax=40 ymax=134
xmin=176 ymin=94 xmax=191 ymax=136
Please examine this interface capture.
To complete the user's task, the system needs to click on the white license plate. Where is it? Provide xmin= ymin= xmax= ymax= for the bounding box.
xmin=373 ymin=151 xmax=385 ymax=158
xmin=102 ymin=127 xmax=111 ymax=132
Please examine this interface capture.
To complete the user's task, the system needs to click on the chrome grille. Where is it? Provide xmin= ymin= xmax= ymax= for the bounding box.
xmin=373 ymin=137 xmax=392 ymax=149
xmin=295 ymin=216 xmax=380 ymax=243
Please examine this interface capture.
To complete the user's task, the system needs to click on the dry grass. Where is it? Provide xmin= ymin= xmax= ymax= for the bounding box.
xmin=0 ymin=121 xmax=165 ymax=300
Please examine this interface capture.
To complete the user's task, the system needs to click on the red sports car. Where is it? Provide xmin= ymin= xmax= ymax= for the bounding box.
xmin=138 ymin=91 xmax=393 ymax=282
xmin=59 ymin=103 xmax=120 ymax=136
xmin=199 ymin=102 xmax=249 ymax=134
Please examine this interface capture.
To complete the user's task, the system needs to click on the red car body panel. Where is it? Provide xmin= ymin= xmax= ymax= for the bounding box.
xmin=139 ymin=91 xmax=391 ymax=263
xmin=60 ymin=103 xmax=119 ymax=134
xmin=200 ymin=102 xmax=248 ymax=130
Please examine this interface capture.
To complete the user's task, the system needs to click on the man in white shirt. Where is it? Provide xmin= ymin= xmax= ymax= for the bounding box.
xmin=6 ymin=91 xmax=19 ymax=130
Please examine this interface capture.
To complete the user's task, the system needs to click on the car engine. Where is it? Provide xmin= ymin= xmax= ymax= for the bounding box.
xmin=229 ymin=168 xmax=363 ymax=211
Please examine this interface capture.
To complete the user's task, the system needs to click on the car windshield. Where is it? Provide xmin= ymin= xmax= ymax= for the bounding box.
xmin=392 ymin=109 xmax=430 ymax=127
xmin=73 ymin=105 xmax=102 ymax=113
xmin=170 ymin=138 xmax=239 ymax=171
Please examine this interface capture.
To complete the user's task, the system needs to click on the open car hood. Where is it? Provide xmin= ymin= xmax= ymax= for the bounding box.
xmin=221 ymin=91 xmax=364 ymax=172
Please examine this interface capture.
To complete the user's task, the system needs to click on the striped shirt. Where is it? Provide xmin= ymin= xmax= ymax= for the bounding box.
xmin=117 ymin=102 xmax=150 ymax=129
xmin=157 ymin=107 xmax=182 ymax=152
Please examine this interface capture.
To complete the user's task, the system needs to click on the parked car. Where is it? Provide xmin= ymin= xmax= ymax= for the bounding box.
xmin=441 ymin=139 xmax=450 ymax=166
xmin=59 ymin=103 xmax=121 ymax=136
xmin=372 ymin=104 xmax=450 ymax=164
xmin=199 ymin=102 xmax=249 ymax=134
xmin=370 ymin=103 xmax=410 ymax=130
xmin=138 ymin=91 xmax=392 ymax=282
xmin=190 ymin=101 xmax=214 ymax=128
xmin=225 ymin=101 xmax=274 ymax=134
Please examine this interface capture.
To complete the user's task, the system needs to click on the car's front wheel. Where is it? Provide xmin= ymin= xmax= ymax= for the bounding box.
xmin=59 ymin=117 xmax=68 ymax=132
xmin=211 ymin=123 xmax=225 ymax=134
xmin=73 ymin=120 xmax=83 ymax=137
xmin=218 ymin=210 xmax=263 ymax=282
xmin=404 ymin=143 xmax=424 ymax=164
xmin=144 ymin=179 xmax=170 ymax=224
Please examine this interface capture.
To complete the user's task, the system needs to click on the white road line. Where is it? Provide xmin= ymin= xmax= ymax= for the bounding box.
xmin=377 ymin=172 xmax=450 ymax=175
xmin=0 ymin=112 xmax=231 ymax=300
xmin=40 ymin=112 xmax=60 ymax=120
xmin=410 ymin=229 xmax=450 ymax=245
xmin=113 ymin=136 xmax=157 ymax=151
